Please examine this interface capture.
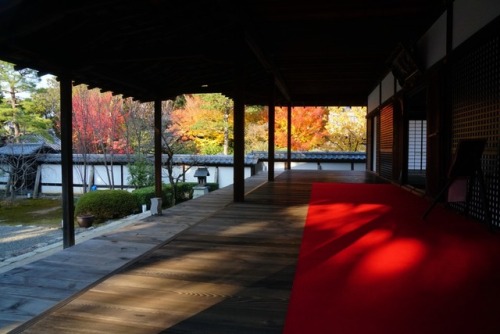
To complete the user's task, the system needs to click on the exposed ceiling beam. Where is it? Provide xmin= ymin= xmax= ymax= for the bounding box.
xmin=244 ymin=31 xmax=291 ymax=103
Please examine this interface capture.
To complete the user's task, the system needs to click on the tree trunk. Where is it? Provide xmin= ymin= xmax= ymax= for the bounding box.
xmin=8 ymin=88 xmax=21 ymax=140
xmin=165 ymin=152 xmax=176 ymax=206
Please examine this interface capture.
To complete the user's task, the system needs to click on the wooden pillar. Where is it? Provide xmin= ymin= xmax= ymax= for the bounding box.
xmin=233 ymin=89 xmax=245 ymax=202
xmin=286 ymin=103 xmax=292 ymax=170
xmin=60 ymin=75 xmax=75 ymax=248
xmin=268 ymin=85 xmax=275 ymax=181
xmin=233 ymin=40 xmax=247 ymax=202
xmin=154 ymin=99 xmax=163 ymax=198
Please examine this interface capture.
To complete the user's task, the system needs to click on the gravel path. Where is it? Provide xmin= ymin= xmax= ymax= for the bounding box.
xmin=0 ymin=212 xmax=150 ymax=273
xmin=0 ymin=225 xmax=64 ymax=260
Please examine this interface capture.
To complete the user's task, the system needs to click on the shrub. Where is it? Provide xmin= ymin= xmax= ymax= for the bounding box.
xmin=132 ymin=184 xmax=172 ymax=210
xmin=74 ymin=190 xmax=140 ymax=224
xmin=132 ymin=182 xmax=219 ymax=209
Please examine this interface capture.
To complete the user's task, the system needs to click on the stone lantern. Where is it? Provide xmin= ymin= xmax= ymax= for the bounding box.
xmin=193 ymin=167 xmax=210 ymax=198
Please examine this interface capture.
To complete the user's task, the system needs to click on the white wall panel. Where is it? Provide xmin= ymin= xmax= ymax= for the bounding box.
xmin=381 ymin=74 xmax=395 ymax=104
xmin=454 ymin=0 xmax=500 ymax=49
xmin=368 ymin=86 xmax=380 ymax=113
xmin=417 ymin=12 xmax=447 ymax=69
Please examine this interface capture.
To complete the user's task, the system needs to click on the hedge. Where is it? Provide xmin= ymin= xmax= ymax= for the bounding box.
xmin=74 ymin=190 xmax=140 ymax=224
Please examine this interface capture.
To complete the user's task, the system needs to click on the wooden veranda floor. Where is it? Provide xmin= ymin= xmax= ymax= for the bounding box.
xmin=1 ymin=170 xmax=384 ymax=334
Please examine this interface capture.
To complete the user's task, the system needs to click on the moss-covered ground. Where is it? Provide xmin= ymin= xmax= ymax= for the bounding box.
xmin=0 ymin=198 xmax=62 ymax=227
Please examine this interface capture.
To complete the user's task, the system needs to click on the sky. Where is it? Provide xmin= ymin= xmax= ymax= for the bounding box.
xmin=15 ymin=74 xmax=55 ymax=99
xmin=37 ymin=74 xmax=55 ymax=89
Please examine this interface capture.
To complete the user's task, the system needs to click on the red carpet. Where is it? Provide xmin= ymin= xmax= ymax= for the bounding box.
xmin=284 ymin=183 xmax=500 ymax=334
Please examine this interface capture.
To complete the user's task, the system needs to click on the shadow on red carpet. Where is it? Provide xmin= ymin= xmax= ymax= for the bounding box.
xmin=284 ymin=183 xmax=500 ymax=334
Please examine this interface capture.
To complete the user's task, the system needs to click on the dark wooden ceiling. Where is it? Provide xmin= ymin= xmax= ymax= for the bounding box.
xmin=0 ymin=0 xmax=447 ymax=106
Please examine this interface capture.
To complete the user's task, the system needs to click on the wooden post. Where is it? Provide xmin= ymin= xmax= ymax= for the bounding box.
xmin=154 ymin=99 xmax=163 ymax=199
xmin=233 ymin=88 xmax=245 ymax=202
xmin=268 ymin=84 xmax=275 ymax=181
xmin=286 ymin=103 xmax=292 ymax=170
xmin=60 ymin=74 xmax=75 ymax=248
xmin=233 ymin=39 xmax=247 ymax=202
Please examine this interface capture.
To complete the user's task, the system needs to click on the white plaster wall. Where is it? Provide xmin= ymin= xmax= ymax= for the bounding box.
xmin=210 ymin=167 xmax=253 ymax=189
xmin=267 ymin=161 xmax=316 ymax=171
xmin=218 ymin=167 xmax=234 ymax=188
xmin=39 ymin=161 xmax=362 ymax=194
xmin=320 ymin=162 xmax=366 ymax=171
xmin=417 ymin=12 xmax=447 ymax=70
xmin=174 ymin=166 xmax=217 ymax=185
xmin=40 ymin=164 xmax=62 ymax=194
xmin=353 ymin=163 xmax=366 ymax=171
xmin=72 ymin=165 xmax=91 ymax=187
xmin=453 ymin=0 xmax=500 ymax=49
xmin=42 ymin=164 xmax=90 ymax=194
xmin=94 ymin=165 xmax=125 ymax=187
xmin=161 ymin=166 xmax=190 ymax=184
xmin=291 ymin=162 xmax=319 ymax=170
xmin=381 ymin=74 xmax=396 ymax=104
xmin=368 ymin=86 xmax=380 ymax=113
xmin=0 ymin=164 xmax=10 ymax=190
xmin=40 ymin=163 xmax=255 ymax=193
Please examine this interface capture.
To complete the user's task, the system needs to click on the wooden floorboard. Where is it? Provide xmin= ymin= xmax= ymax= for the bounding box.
xmin=2 ymin=170 xmax=384 ymax=333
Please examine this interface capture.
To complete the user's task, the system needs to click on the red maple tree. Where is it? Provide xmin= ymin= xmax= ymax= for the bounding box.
xmin=72 ymin=85 xmax=128 ymax=154
xmin=273 ymin=106 xmax=329 ymax=151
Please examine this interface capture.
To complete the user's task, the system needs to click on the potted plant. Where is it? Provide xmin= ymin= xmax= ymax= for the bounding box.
xmin=76 ymin=214 xmax=95 ymax=228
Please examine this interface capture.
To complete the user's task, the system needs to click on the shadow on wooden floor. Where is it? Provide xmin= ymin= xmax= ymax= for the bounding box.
xmin=2 ymin=170 xmax=384 ymax=334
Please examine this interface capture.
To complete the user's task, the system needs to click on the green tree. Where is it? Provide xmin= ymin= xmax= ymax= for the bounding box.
xmin=28 ymin=76 xmax=60 ymax=136
xmin=127 ymin=154 xmax=155 ymax=188
xmin=245 ymin=105 xmax=268 ymax=152
xmin=0 ymin=61 xmax=42 ymax=141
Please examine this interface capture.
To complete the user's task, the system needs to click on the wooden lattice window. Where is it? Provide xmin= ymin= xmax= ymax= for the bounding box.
xmin=451 ymin=30 xmax=500 ymax=226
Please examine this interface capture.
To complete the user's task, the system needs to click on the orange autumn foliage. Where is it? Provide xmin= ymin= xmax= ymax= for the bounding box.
xmin=273 ymin=106 xmax=328 ymax=151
